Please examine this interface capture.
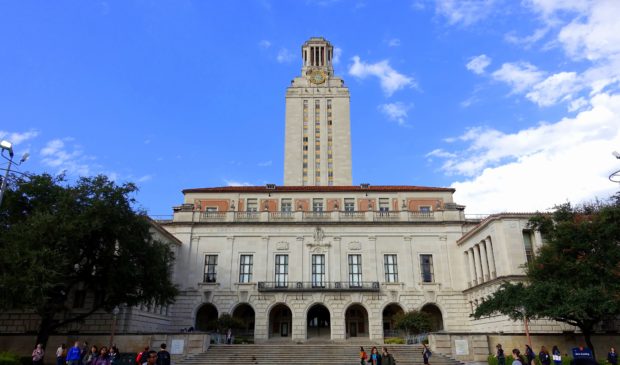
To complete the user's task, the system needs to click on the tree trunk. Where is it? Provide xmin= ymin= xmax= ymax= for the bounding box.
xmin=35 ymin=315 xmax=55 ymax=349
xmin=582 ymin=328 xmax=596 ymax=360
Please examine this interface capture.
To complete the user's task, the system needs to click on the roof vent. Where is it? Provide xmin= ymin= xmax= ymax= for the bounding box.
xmin=360 ymin=183 xmax=370 ymax=189
xmin=265 ymin=184 xmax=276 ymax=190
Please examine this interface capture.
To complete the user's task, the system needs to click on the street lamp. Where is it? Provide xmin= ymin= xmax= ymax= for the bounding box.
xmin=109 ymin=306 xmax=120 ymax=347
xmin=610 ymin=151 xmax=620 ymax=183
xmin=0 ymin=140 xmax=29 ymax=206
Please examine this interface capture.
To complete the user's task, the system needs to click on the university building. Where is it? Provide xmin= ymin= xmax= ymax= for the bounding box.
xmin=3 ymin=37 xmax=603 ymax=360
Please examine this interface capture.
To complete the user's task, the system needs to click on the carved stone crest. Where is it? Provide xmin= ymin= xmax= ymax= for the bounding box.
xmin=276 ymin=241 xmax=289 ymax=250
xmin=348 ymin=241 xmax=361 ymax=250
xmin=306 ymin=227 xmax=331 ymax=253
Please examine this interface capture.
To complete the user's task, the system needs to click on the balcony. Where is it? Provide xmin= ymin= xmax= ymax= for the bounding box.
xmin=177 ymin=209 xmax=464 ymax=223
xmin=257 ymin=281 xmax=380 ymax=292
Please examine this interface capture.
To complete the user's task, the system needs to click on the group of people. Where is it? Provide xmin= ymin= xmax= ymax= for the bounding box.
xmin=359 ymin=346 xmax=403 ymax=365
xmin=32 ymin=341 xmax=172 ymax=365
xmin=134 ymin=344 xmax=170 ymax=365
xmin=495 ymin=343 xmax=618 ymax=365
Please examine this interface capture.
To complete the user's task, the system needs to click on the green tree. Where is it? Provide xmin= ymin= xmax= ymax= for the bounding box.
xmin=0 ymin=174 xmax=178 ymax=347
xmin=393 ymin=310 xmax=432 ymax=337
xmin=473 ymin=195 xmax=620 ymax=359
xmin=208 ymin=313 xmax=245 ymax=333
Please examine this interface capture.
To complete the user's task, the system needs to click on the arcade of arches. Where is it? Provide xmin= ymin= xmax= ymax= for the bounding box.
xmin=195 ymin=301 xmax=444 ymax=340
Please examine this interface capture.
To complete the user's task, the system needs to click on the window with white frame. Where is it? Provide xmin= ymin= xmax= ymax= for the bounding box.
xmin=281 ymin=198 xmax=292 ymax=212
xmin=420 ymin=254 xmax=434 ymax=283
xmin=246 ymin=199 xmax=258 ymax=212
xmin=239 ymin=255 xmax=253 ymax=283
xmin=348 ymin=254 xmax=362 ymax=287
xmin=312 ymin=198 xmax=324 ymax=212
xmin=522 ymin=230 xmax=534 ymax=264
xmin=379 ymin=198 xmax=390 ymax=212
xmin=344 ymin=198 xmax=355 ymax=212
xmin=275 ymin=254 xmax=288 ymax=288
xmin=312 ymin=254 xmax=325 ymax=287
xmin=419 ymin=206 xmax=431 ymax=213
xmin=384 ymin=254 xmax=398 ymax=283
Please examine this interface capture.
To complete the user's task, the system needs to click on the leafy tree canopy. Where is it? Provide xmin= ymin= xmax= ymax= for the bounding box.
xmin=393 ymin=310 xmax=432 ymax=336
xmin=0 ymin=174 xmax=178 ymax=346
xmin=473 ymin=193 xmax=620 ymax=358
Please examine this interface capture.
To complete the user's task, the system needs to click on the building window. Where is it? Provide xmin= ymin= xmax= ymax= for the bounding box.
xmin=205 ymin=207 xmax=217 ymax=212
xmin=344 ymin=198 xmax=355 ymax=212
xmin=204 ymin=255 xmax=218 ymax=283
xmin=246 ymin=199 xmax=258 ymax=212
xmin=522 ymin=230 xmax=534 ymax=264
xmin=239 ymin=255 xmax=253 ymax=283
xmin=420 ymin=254 xmax=434 ymax=283
xmin=348 ymin=254 xmax=362 ymax=287
xmin=281 ymin=199 xmax=292 ymax=212
xmin=275 ymin=254 xmax=288 ymax=288
xmin=384 ymin=254 xmax=398 ymax=283
xmin=379 ymin=198 xmax=390 ymax=212
xmin=312 ymin=254 xmax=325 ymax=288
xmin=419 ymin=206 xmax=431 ymax=213
xmin=313 ymin=198 xmax=323 ymax=212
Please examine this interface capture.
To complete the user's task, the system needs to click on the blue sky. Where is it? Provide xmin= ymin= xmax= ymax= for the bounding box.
xmin=1 ymin=0 xmax=619 ymax=216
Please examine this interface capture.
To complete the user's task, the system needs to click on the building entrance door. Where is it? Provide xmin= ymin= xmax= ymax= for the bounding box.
xmin=280 ymin=322 xmax=289 ymax=337
xmin=349 ymin=322 xmax=358 ymax=337
xmin=307 ymin=304 xmax=331 ymax=339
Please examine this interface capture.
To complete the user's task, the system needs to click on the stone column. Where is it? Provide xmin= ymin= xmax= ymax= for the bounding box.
xmin=465 ymin=251 xmax=474 ymax=287
xmin=468 ymin=248 xmax=477 ymax=286
xmin=473 ymin=245 xmax=483 ymax=285
xmin=485 ymin=238 xmax=497 ymax=279
xmin=479 ymin=241 xmax=490 ymax=282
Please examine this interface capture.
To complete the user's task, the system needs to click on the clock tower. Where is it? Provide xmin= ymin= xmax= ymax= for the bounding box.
xmin=283 ymin=37 xmax=352 ymax=186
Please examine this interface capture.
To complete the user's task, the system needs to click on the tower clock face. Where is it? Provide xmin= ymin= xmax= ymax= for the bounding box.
xmin=307 ymin=69 xmax=326 ymax=84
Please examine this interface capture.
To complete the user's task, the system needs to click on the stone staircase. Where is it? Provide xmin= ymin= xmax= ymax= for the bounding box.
xmin=177 ymin=343 xmax=465 ymax=365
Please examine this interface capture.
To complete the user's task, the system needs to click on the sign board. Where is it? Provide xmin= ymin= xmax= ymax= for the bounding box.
xmin=170 ymin=339 xmax=184 ymax=355
xmin=455 ymin=339 xmax=469 ymax=355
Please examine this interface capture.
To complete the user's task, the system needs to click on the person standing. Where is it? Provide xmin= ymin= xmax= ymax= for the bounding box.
xmin=145 ymin=351 xmax=158 ymax=365
xmin=226 ymin=328 xmax=232 ymax=345
xmin=84 ymin=346 xmax=98 ymax=365
xmin=525 ymin=345 xmax=536 ymax=365
xmin=136 ymin=346 xmax=149 ymax=365
xmin=93 ymin=347 xmax=110 ymax=365
xmin=108 ymin=347 xmax=119 ymax=365
xmin=32 ymin=344 xmax=45 ymax=365
xmin=539 ymin=346 xmax=551 ymax=365
xmin=370 ymin=346 xmax=381 ymax=365
xmin=513 ymin=349 xmax=525 ymax=365
xmin=423 ymin=343 xmax=432 ymax=365
xmin=359 ymin=346 xmax=368 ymax=365
xmin=66 ymin=342 xmax=82 ymax=365
xmin=552 ymin=346 xmax=562 ymax=365
xmin=381 ymin=347 xmax=395 ymax=365
xmin=608 ymin=347 xmax=618 ymax=365
xmin=156 ymin=344 xmax=170 ymax=365
xmin=56 ymin=344 xmax=66 ymax=365
xmin=496 ymin=344 xmax=506 ymax=365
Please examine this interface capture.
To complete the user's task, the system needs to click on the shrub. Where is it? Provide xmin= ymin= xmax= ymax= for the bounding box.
xmin=0 ymin=352 xmax=21 ymax=365
xmin=385 ymin=338 xmax=406 ymax=344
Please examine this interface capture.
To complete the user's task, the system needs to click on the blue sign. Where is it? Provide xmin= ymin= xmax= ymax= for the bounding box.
xmin=572 ymin=348 xmax=593 ymax=359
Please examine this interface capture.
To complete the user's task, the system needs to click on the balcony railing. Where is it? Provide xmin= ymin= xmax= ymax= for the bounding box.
xmin=179 ymin=210 xmax=461 ymax=223
xmin=257 ymin=281 xmax=380 ymax=292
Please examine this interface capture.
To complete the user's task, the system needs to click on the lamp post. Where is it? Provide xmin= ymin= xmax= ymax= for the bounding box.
xmin=109 ymin=306 xmax=120 ymax=347
xmin=0 ymin=140 xmax=29 ymax=207
xmin=611 ymin=151 xmax=620 ymax=183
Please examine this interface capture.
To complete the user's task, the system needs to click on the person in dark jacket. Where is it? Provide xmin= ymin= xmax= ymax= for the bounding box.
xmin=381 ymin=347 xmax=395 ymax=365
xmin=496 ymin=344 xmax=506 ymax=365
xmin=539 ymin=346 xmax=551 ymax=365
xmin=92 ymin=347 xmax=110 ymax=365
xmin=423 ymin=343 xmax=432 ymax=365
xmin=525 ymin=345 xmax=535 ymax=365
xmin=156 ymin=344 xmax=170 ymax=365
xmin=608 ymin=347 xmax=618 ymax=365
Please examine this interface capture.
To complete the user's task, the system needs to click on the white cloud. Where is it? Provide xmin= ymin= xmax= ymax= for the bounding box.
xmin=225 ymin=180 xmax=252 ymax=187
xmin=40 ymin=138 xmax=93 ymax=176
xmin=426 ymin=149 xmax=457 ymax=159
xmin=332 ymin=47 xmax=342 ymax=64
xmin=466 ymin=54 xmax=492 ymax=75
xmin=0 ymin=129 xmax=39 ymax=145
xmin=568 ymin=97 xmax=588 ymax=112
xmin=504 ymin=28 xmax=549 ymax=48
xmin=276 ymin=48 xmax=295 ymax=63
xmin=432 ymin=93 xmax=620 ymax=213
xmin=526 ymin=71 xmax=582 ymax=106
xmin=348 ymin=56 xmax=416 ymax=97
xmin=435 ymin=0 xmax=495 ymax=26
xmin=387 ymin=38 xmax=401 ymax=47
xmin=378 ymin=102 xmax=412 ymax=126
xmin=492 ymin=62 xmax=546 ymax=93
xmin=258 ymin=40 xmax=272 ymax=49
xmin=257 ymin=160 xmax=272 ymax=167
xmin=137 ymin=174 xmax=153 ymax=183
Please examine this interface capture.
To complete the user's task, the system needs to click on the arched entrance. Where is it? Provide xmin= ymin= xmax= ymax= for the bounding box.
xmin=232 ymin=303 xmax=255 ymax=338
xmin=269 ymin=303 xmax=292 ymax=338
xmin=195 ymin=303 xmax=218 ymax=331
xmin=307 ymin=303 xmax=330 ymax=339
xmin=421 ymin=303 xmax=444 ymax=331
xmin=345 ymin=303 xmax=368 ymax=338
xmin=382 ymin=303 xmax=405 ymax=337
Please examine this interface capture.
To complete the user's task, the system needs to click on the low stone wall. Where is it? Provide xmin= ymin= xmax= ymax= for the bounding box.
xmin=430 ymin=333 xmax=620 ymax=362
xmin=0 ymin=333 xmax=210 ymax=364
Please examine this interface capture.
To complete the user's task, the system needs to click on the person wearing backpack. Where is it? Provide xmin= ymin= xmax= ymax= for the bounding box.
xmin=136 ymin=346 xmax=149 ymax=365
xmin=423 ymin=343 xmax=432 ymax=365
xmin=156 ymin=344 xmax=170 ymax=365
xmin=360 ymin=346 xmax=368 ymax=365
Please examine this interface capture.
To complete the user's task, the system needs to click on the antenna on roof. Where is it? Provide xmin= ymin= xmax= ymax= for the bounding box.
xmin=266 ymin=184 xmax=276 ymax=190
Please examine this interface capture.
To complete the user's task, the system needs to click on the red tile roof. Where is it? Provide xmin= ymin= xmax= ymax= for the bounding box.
xmin=183 ymin=185 xmax=455 ymax=194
